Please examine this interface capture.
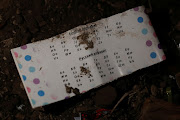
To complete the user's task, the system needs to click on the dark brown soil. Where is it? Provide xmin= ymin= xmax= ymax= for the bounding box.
xmin=0 ymin=0 xmax=180 ymax=120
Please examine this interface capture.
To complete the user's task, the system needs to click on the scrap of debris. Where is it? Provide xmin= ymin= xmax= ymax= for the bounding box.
xmin=65 ymin=84 xmax=72 ymax=94
xmin=80 ymin=66 xmax=92 ymax=77
xmin=65 ymin=84 xmax=80 ymax=95
xmin=77 ymin=32 xmax=94 ymax=50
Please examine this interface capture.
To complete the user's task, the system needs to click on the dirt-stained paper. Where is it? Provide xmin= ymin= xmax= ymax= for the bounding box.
xmin=11 ymin=6 xmax=165 ymax=108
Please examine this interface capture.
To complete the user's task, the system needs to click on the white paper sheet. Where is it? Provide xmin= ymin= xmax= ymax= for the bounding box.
xmin=11 ymin=6 xmax=166 ymax=108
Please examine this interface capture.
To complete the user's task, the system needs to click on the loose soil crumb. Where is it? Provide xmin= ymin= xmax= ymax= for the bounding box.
xmin=80 ymin=66 xmax=92 ymax=77
xmin=65 ymin=84 xmax=72 ymax=94
xmin=77 ymin=32 xmax=94 ymax=50
xmin=72 ymin=88 xmax=80 ymax=95
xmin=65 ymin=84 xmax=80 ymax=95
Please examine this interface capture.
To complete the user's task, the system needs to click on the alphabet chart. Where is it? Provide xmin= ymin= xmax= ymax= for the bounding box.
xmin=11 ymin=6 xmax=165 ymax=108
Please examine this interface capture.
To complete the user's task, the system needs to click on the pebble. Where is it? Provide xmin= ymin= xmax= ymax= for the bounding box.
xmin=20 ymin=83 xmax=24 ymax=89
xmin=17 ymin=104 xmax=25 ymax=111
xmin=3 ymin=57 xmax=7 ymax=60
xmin=12 ymin=20 xmax=18 ymax=25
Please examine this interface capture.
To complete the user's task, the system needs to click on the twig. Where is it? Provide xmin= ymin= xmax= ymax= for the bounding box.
xmin=110 ymin=90 xmax=133 ymax=114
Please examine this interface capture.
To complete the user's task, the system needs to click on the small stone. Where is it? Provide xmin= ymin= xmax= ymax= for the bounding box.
xmin=20 ymin=83 xmax=24 ymax=89
xmin=3 ymin=57 xmax=7 ymax=60
xmin=50 ymin=18 xmax=54 ymax=22
xmin=12 ymin=20 xmax=17 ymax=25
xmin=12 ymin=30 xmax=16 ymax=34
xmin=17 ymin=104 xmax=25 ymax=111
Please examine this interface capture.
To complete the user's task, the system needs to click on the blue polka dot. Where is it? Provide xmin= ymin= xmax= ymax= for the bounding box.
xmin=138 ymin=17 xmax=143 ymax=23
xmin=43 ymin=102 xmax=48 ymax=106
xmin=150 ymin=52 xmax=157 ymax=59
xmin=142 ymin=28 xmax=148 ymax=35
xmin=22 ymin=75 xmax=26 ymax=81
xmin=25 ymin=55 xmax=31 ymax=61
xmin=32 ymin=99 xmax=36 ymax=105
xmin=18 ymin=64 xmax=22 ymax=69
xmin=38 ymin=90 xmax=45 ymax=96
xmin=29 ymin=67 xmax=35 ymax=72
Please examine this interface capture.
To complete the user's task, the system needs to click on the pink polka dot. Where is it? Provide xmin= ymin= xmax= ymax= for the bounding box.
xmin=27 ymin=87 xmax=31 ymax=93
xmin=21 ymin=45 xmax=27 ymax=50
xmin=149 ymin=20 xmax=152 ymax=26
xmin=133 ymin=7 xmax=139 ymax=11
xmin=51 ymin=95 xmax=58 ymax=100
xmin=162 ymin=55 xmax=166 ymax=60
xmin=81 ymin=91 xmax=86 ymax=93
xmin=146 ymin=40 xmax=152 ymax=46
xmin=14 ymin=52 xmax=18 ymax=58
xmin=153 ymin=32 xmax=157 ymax=38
